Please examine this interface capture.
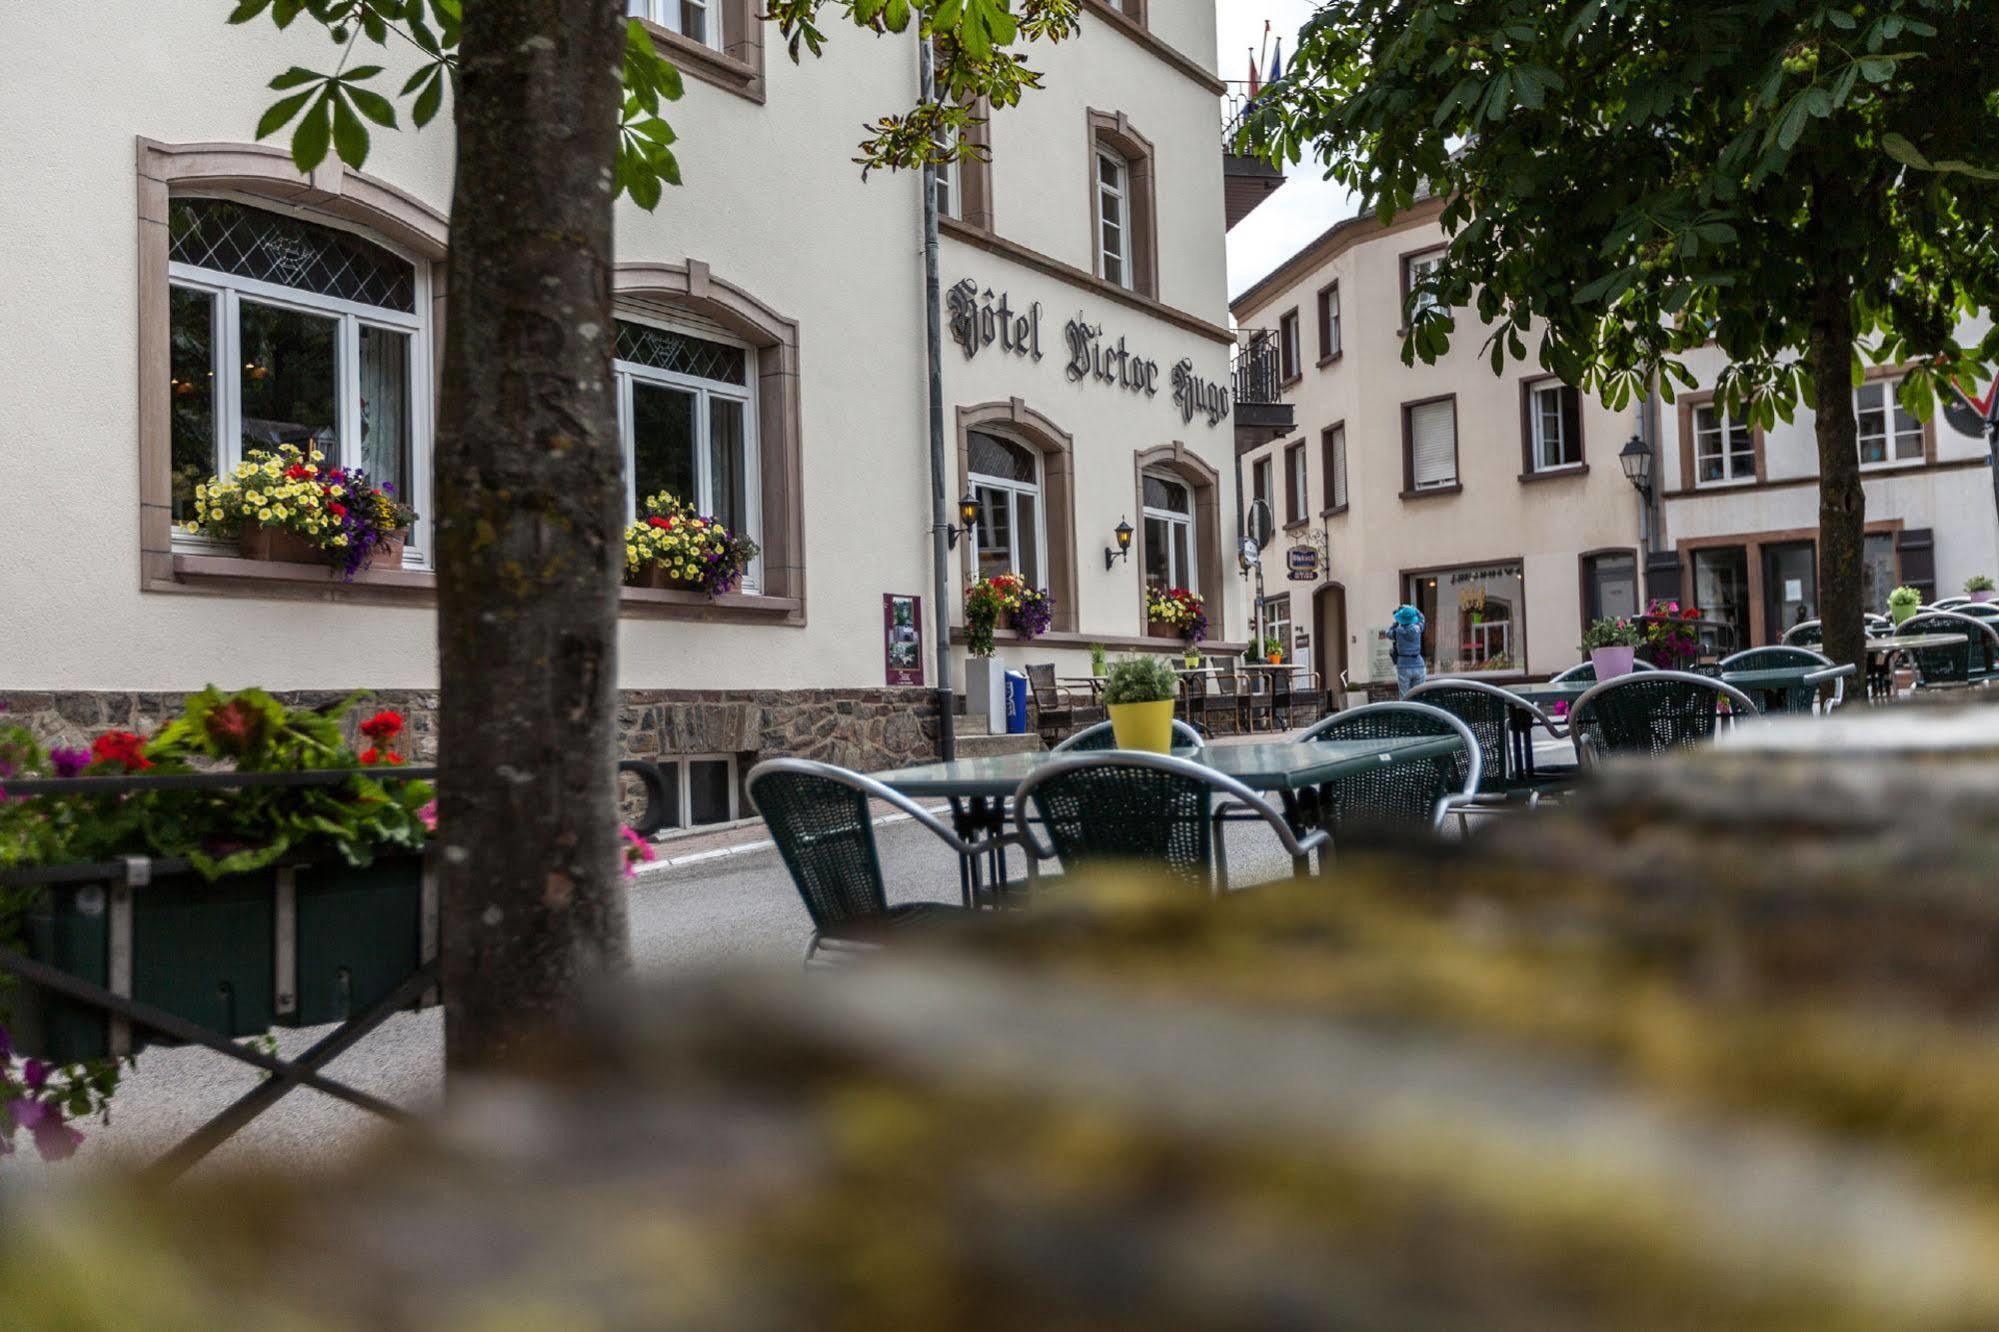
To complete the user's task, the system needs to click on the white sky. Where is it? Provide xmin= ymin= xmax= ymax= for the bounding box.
xmin=1217 ymin=1 xmax=1359 ymax=304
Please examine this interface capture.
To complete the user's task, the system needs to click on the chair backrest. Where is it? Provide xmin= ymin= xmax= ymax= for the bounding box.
xmin=1781 ymin=619 xmax=1825 ymax=647
xmin=1569 ymin=671 xmax=1760 ymax=761
xmin=1405 ymin=679 xmax=1551 ymax=793
xmin=1899 ymin=611 xmax=1998 ymax=682
xmin=1719 ymin=645 xmax=1835 ymax=715
xmin=1053 ymin=718 xmax=1206 ymax=753
xmin=1956 ymin=603 xmax=1999 ymax=622
xmin=1549 ymin=658 xmax=1658 ymax=684
xmin=745 ymin=761 xmax=889 ymax=931
xmin=1299 ymin=701 xmax=1481 ymax=834
xmin=1931 ymin=596 xmax=1972 ymax=611
xmin=1025 ymin=662 xmax=1060 ymax=704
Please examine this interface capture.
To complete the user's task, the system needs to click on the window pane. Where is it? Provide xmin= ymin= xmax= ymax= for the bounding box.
xmin=1172 ymin=521 xmax=1192 ymax=592
xmin=709 ymin=395 xmax=748 ymax=535
xmin=239 ymin=298 xmax=339 ymax=455
xmin=1015 ymin=490 xmax=1040 ymax=586
xmin=614 ymin=320 xmax=746 ymax=385
xmin=688 ymin=759 xmax=732 ymax=826
xmin=1409 ymin=399 xmax=1457 ymax=487
xmin=1143 ymin=473 xmax=1189 ymax=513
xmin=169 ymin=197 xmax=414 ymax=313
xmin=656 ymin=761 xmax=683 ymax=830
xmin=1098 ymin=154 xmax=1121 ymax=189
xmin=631 ymin=379 xmax=698 ymax=509
xmin=680 ymin=0 xmax=710 ymax=45
xmin=169 ymin=286 xmax=217 ymax=523
xmin=358 ymin=324 xmax=411 ymax=502
xmin=1143 ymin=516 xmax=1170 ymax=588
xmin=974 ymin=484 xmax=1014 ymax=581
xmin=1586 ymin=553 xmax=1639 ymax=621
xmin=968 ymin=431 xmax=1036 ymax=482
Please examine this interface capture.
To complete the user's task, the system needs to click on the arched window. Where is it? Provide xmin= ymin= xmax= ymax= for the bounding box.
xmin=1141 ymin=470 xmax=1194 ymax=592
xmin=167 ymin=194 xmax=431 ymax=562
xmin=968 ymin=430 xmax=1044 ymax=586
xmin=614 ymin=315 xmax=762 ymax=587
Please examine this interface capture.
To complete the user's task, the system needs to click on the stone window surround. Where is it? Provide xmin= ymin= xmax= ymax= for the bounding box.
xmin=956 ymin=398 xmax=1079 ymax=635
xmin=136 ymin=139 xmax=805 ymax=627
xmin=1086 ymin=109 xmax=1159 ymax=300
xmin=1132 ymin=442 xmax=1224 ymax=637
xmin=632 ymin=1 xmax=767 ymax=104
xmin=1518 ymin=374 xmax=1589 ymax=482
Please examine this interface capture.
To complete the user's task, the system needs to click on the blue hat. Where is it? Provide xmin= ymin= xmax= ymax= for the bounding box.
xmin=1393 ymin=604 xmax=1423 ymax=626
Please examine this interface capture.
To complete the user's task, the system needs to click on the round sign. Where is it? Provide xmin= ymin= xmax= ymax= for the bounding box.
xmin=1245 ymin=498 xmax=1275 ymax=551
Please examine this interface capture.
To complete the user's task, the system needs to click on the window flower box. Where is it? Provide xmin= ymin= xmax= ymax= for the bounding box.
xmin=624 ymin=491 xmax=759 ymax=598
xmin=1144 ymin=586 xmax=1209 ymax=644
xmin=187 ymin=443 xmax=417 ymax=580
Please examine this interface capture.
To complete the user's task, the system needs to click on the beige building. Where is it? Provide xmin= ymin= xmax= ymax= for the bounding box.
xmin=0 ymin=2 xmax=1270 ymax=819
xmin=1230 ymin=199 xmax=1647 ymax=690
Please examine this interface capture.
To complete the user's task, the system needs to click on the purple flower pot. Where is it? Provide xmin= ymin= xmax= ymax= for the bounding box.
xmin=1590 ymin=645 xmax=1637 ymax=680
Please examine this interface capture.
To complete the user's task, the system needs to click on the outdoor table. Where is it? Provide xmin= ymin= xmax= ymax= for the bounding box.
xmin=875 ymin=736 xmax=1464 ymax=907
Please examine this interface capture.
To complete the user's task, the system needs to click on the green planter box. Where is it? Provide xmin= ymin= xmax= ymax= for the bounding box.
xmin=287 ymin=857 xmax=426 ymax=1028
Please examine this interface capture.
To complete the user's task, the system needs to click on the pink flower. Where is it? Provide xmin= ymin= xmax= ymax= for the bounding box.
xmin=620 ymin=825 xmax=655 ymax=878
xmin=417 ymin=799 xmax=438 ymax=832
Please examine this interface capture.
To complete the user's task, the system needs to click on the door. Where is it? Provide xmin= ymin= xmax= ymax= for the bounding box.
xmin=1762 ymin=541 xmax=1817 ymax=644
xmin=1313 ymin=584 xmax=1349 ymax=697
xmin=1691 ymin=547 xmax=1750 ymax=649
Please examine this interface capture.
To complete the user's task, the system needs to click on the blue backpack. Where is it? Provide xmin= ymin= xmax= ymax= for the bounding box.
xmin=1391 ymin=620 xmax=1424 ymax=664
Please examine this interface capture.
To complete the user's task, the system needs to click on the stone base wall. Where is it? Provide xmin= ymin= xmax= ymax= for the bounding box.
xmin=2 ymin=687 xmax=941 ymax=776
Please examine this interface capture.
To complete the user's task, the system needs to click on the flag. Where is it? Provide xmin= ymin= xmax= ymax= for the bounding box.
xmin=1268 ymin=36 xmax=1285 ymax=86
xmin=1247 ymin=49 xmax=1260 ymax=97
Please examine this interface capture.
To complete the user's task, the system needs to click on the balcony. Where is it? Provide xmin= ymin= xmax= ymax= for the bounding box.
xmin=1232 ymin=329 xmax=1293 ymax=449
xmin=1221 ymin=83 xmax=1285 ymax=231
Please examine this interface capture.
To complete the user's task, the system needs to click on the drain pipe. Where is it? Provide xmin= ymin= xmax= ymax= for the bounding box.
xmin=920 ymin=39 xmax=957 ymax=761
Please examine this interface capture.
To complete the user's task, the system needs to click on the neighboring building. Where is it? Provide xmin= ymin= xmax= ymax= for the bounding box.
xmin=1650 ymin=336 xmax=1999 ymax=645
xmin=0 ymin=2 xmax=1259 ymax=820
xmin=1230 ymin=198 xmax=1646 ymax=690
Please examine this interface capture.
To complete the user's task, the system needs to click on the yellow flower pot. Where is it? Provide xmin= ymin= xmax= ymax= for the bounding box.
xmin=1107 ymin=699 xmax=1176 ymax=754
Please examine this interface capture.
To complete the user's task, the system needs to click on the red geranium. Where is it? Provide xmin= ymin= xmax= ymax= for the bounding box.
xmin=358 ymin=746 xmax=405 ymax=767
xmin=90 ymin=730 xmax=152 ymax=772
xmin=359 ymin=710 xmax=404 ymax=742
xmin=647 ymin=515 xmax=673 ymax=529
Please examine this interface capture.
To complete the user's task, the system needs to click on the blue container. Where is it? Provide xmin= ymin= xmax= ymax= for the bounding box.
xmin=1004 ymin=670 xmax=1030 ymax=734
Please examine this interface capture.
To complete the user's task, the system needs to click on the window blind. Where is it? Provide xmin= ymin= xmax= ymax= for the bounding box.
xmin=1326 ymin=426 xmax=1348 ymax=509
xmin=1409 ymin=400 xmax=1457 ymax=489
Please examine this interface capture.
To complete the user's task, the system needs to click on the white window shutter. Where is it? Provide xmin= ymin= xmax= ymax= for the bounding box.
xmin=1331 ymin=428 xmax=1348 ymax=508
xmin=1409 ymin=401 xmax=1457 ymax=488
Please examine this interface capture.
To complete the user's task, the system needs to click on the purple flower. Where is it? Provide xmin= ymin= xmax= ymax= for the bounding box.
xmin=49 ymin=747 xmax=89 ymax=779
xmin=10 ymin=1099 xmax=47 ymax=1132
xmin=20 ymin=1060 xmax=48 ymax=1092
xmin=0 ymin=1025 xmax=12 ymax=1061
xmin=31 ymin=1118 xmax=82 ymax=1162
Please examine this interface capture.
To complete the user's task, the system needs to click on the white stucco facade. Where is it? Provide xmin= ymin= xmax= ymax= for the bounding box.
xmin=0 ymin=3 xmax=1241 ymax=735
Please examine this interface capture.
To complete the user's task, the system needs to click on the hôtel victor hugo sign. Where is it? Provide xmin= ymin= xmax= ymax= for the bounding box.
xmin=947 ymin=277 xmax=1230 ymax=429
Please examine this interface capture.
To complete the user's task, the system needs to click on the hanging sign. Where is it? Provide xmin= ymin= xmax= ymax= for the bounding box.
xmin=1286 ymin=546 xmax=1321 ymax=582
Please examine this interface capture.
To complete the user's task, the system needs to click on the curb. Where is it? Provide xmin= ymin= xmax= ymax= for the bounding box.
xmin=632 ymin=804 xmax=951 ymax=879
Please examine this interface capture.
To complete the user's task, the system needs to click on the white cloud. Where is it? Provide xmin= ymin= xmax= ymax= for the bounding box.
xmin=1216 ymin=1 xmax=1360 ymax=309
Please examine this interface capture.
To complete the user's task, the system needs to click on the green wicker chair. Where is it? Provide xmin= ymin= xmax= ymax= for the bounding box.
xmin=1568 ymin=671 xmax=1760 ymax=763
xmin=1405 ymin=679 xmax=1575 ymax=803
xmin=1548 ymin=658 xmax=1658 ymax=685
xmin=1718 ymin=646 xmax=1854 ymax=713
xmin=1298 ymin=702 xmax=1482 ymax=837
xmin=1781 ymin=620 xmax=1826 ymax=648
xmin=1053 ymin=718 xmax=1207 ymax=753
xmin=1895 ymin=612 xmax=1985 ymax=688
xmin=747 ymin=759 xmax=1018 ymax=964
xmin=1011 ymin=752 xmax=1327 ymax=894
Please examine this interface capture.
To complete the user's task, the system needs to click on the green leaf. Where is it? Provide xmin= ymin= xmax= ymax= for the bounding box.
xmin=331 ymin=93 xmax=371 ymax=168
xmin=291 ymin=94 xmax=333 ymax=172
xmin=269 ymin=65 xmax=324 ymax=90
xmin=1857 ymin=56 xmax=1897 ymax=83
xmin=255 ymin=89 xmax=316 ymax=140
xmin=1881 ymin=132 xmax=1932 ymax=170
xmin=411 ymin=69 xmax=445 ymax=127
xmin=347 ymin=84 xmax=398 ymax=127
xmin=227 ymin=0 xmax=275 ymax=23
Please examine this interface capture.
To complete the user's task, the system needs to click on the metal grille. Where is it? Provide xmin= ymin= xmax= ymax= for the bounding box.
xmin=168 ymin=198 xmax=415 ymax=313
xmin=615 ymin=319 xmax=747 ymax=385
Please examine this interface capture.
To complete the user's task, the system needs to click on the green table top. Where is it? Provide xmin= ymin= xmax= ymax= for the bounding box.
xmin=874 ymin=736 xmax=1464 ymax=800
xmin=1499 ymin=665 xmax=1843 ymax=710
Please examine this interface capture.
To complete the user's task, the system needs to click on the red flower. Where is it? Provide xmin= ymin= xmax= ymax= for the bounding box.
xmin=328 ymin=501 xmax=348 ymax=518
xmin=285 ymin=464 xmax=309 ymax=479
xmin=359 ymin=747 xmax=380 ymax=766
xmin=647 ymin=516 xmax=672 ymax=529
xmin=383 ymin=752 xmax=404 ymax=765
xmin=90 ymin=730 xmax=152 ymax=772
xmin=359 ymin=710 xmax=404 ymax=742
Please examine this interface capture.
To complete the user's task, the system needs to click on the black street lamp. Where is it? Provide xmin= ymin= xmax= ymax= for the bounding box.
xmin=942 ymin=492 xmax=982 ymax=549
xmin=1105 ymin=517 xmax=1134 ymax=570
xmin=1618 ymin=433 xmax=1654 ymax=496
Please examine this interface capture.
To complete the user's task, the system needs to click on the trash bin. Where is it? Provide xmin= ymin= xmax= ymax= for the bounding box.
xmin=1003 ymin=669 xmax=1030 ymax=735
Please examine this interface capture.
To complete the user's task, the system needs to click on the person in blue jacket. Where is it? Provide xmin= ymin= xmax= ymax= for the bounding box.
xmin=1390 ymin=604 xmax=1427 ymax=696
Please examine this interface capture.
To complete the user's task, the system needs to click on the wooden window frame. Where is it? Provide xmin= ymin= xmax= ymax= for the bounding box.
xmin=1283 ymin=438 xmax=1308 ymax=528
xmin=1277 ymin=307 xmax=1302 ymax=384
xmin=1321 ymin=421 xmax=1348 ymax=515
xmin=1315 ymin=280 xmax=1342 ymax=365
xmin=1399 ymin=393 xmax=1462 ymax=499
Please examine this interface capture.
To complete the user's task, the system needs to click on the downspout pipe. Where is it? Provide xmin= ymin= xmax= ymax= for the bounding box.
xmin=921 ymin=39 xmax=956 ymax=761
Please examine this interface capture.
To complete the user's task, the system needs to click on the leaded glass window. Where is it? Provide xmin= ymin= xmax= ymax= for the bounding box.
xmin=615 ymin=319 xmax=747 ymax=385
xmin=168 ymin=197 xmax=415 ymax=313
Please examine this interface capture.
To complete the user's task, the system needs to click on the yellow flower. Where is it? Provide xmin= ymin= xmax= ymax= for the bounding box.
xmin=195 ymin=484 xmax=208 ymax=499
xmin=209 ymin=508 xmax=223 ymax=521
xmin=257 ymin=508 xmax=272 ymax=521
xmin=310 ymin=450 xmax=326 ymax=462
xmin=185 ymin=521 xmax=201 ymax=534
xmin=333 ymin=535 xmax=349 ymax=546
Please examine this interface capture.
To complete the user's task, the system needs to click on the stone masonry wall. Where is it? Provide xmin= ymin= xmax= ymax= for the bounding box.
xmin=1 ymin=687 xmax=941 ymax=776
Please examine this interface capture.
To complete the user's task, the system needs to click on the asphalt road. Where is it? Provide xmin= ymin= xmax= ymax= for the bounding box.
xmin=9 ymin=810 xmax=1313 ymax=1180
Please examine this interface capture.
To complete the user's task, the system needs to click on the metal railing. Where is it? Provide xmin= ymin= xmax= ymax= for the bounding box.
xmin=1221 ymin=80 xmax=1260 ymax=153
xmin=1233 ymin=330 xmax=1283 ymax=407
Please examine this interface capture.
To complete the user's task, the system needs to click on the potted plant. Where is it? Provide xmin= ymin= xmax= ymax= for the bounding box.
xmin=1888 ymin=585 xmax=1924 ymax=625
xmin=1102 ymin=656 xmax=1181 ymax=753
xmin=1182 ymin=647 xmax=1202 ymax=670
xmin=1259 ymin=636 xmax=1284 ymax=665
xmin=1088 ymin=643 xmax=1108 ymax=678
xmin=1965 ymin=575 xmax=1995 ymax=604
xmin=624 ymin=491 xmax=760 ymax=597
xmin=963 ymin=573 xmax=1053 ymax=735
xmin=1581 ymin=616 xmax=1643 ymax=680
xmin=1460 ymin=585 xmax=1486 ymax=626
xmin=1144 ymin=586 xmax=1209 ymax=644
xmin=186 ymin=443 xmax=416 ymax=579
xmin=1639 ymin=598 xmax=1702 ymax=668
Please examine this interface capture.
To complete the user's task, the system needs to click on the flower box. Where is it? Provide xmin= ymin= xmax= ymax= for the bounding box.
xmin=639 ymin=565 xmax=704 ymax=593
xmin=9 ymin=855 xmax=432 ymax=1063
xmin=1146 ymin=620 xmax=1180 ymax=640
xmin=238 ymin=520 xmax=325 ymax=566
xmin=373 ymin=527 xmax=409 ymax=570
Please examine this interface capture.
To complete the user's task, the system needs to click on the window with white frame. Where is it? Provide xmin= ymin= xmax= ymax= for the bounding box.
xmin=1855 ymin=378 xmax=1924 ymax=467
xmin=1278 ymin=308 xmax=1302 ymax=381
xmin=1317 ymin=282 xmax=1341 ymax=360
xmin=1141 ymin=470 xmax=1195 ymax=593
xmin=628 ymin=0 xmax=721 ymax=50
xmin=1529 ymin=381 xmax=1583 ymax=471
xmin=1693 ymin=402 xmax=1756 ymax=485
xmin=1405 ymin=397 xmax=1459 ymax=491
xmin=1323 ymin=424 xmax=1348 ymax=511
xmin=968 ymin=431 xmax=1044 ymax=586
xmin=615 ymin=316 xmax=761 ymax=586
xmin=652 ymin=753 xmax=740 ymax=829
xmin=934 ymin=143 xmax=960 ymax=220
xmin=1095 ymin=146 xmax=1131 ymax=288
xmin=1403 ymin=248 xmax=1445 ymax=322
xmin=1285 ymin=440 xmax=1309 ymax=524
xmin=167 ymin=195 xmax=430 ymax=562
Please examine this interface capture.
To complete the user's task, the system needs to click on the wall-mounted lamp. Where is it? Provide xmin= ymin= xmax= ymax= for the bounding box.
xmin=1105 ymin=517 xmax=1134 ymax=570
xmin=1618 ymin=433 xmax=1655 ymax=497
xmin=941 ymin=492 xmax=982 ymax=549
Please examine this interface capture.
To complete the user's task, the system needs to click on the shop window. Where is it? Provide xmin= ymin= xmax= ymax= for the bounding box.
xmin=1407 ymin=562 xmax=1524 ymax=675
xmin=167 ymin=195 xmax=429 ymax=564
xmin=1691 ymin=547 xmax=1751 ymax=644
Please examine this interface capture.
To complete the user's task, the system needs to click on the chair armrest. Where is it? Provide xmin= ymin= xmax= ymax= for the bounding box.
xmin=1804 ymin=664 xmax=1858 ymax=683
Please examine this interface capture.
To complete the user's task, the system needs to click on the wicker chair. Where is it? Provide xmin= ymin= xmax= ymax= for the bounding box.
xmin=1548 ymin=658 xmax=1659 ymax=685
xmin=1011 ymin=752 xmax=1327 ymax=894
xmin=747 ymin=759 xmax=1018 ymax=964
xmin=1717 ymin=646 xmax=1854 ymax=713
xmin=1026 ymin=663 xmax=1102 ymax=746
xmin=1053 ymin=719 xmax=1207 ymax=753
xmin=1405 ymin=679 xmax=1575 ymax=803
xmin=1298 ymin=702 xmax=1482 ymax=837
xmin=1781 ymin=620 xmax=1826 ymax=648
xmin=1568 ymin=671 xmax=1760 ymax=763
xmin=1898 ymin=611 xmax=1999 ymax=687
xmin=1194 ymin=661 xmax=1247 ymax=736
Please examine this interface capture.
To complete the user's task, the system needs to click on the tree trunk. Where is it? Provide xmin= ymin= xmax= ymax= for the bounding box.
xmin=1810 ymin=267 xmax=1866 ymax=687
xmin=434 ymin=0 xmax=631 ymax=1071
